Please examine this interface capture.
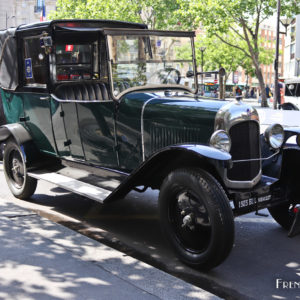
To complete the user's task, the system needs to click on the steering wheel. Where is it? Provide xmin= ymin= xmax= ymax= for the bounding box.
xmin=156 ymin=68 xmax=181 ymax=84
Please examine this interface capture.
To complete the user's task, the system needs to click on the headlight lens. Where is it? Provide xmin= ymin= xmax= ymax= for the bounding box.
xmin=210 ymin=130 xmax=231 ymax=152
xmin=264 ymin=124 xmax=284 ymax=149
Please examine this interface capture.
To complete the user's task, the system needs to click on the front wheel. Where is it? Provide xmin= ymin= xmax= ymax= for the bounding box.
xmin=268 ymin=203 xmax=297 ymax=230
xmin=3 ymin=139 xmax=37 ymax=199
xmin=159 ymin=168 xmax=234 ymax=270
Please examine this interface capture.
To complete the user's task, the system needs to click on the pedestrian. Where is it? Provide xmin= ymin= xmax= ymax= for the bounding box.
xmin=277 ymin=82 xmax=283 ymax=106
xmin=266 ymin=85 xmax=271 ymax=100
xmin=250 ymin=88 xmax=254 ymax=98
xmin=235 ymin=86 xmax=242 ymax=100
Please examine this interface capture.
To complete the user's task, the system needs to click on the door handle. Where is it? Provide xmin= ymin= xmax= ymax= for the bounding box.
xmin=40 ymin=96 xmax=50 ymax=101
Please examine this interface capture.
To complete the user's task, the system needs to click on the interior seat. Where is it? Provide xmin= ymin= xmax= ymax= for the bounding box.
xmin=55 ymin=82 xmax=109 ymax=101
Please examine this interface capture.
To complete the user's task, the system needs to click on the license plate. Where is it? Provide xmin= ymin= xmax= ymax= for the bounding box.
xmin=238 ymin=195 xmax=272 ymax=208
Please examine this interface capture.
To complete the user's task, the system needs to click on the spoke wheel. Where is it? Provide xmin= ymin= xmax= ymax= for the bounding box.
xmin=159 ymin=168 xmax=234 ymax=270
xmin=3 ymin=139 xmax=37 ymax=199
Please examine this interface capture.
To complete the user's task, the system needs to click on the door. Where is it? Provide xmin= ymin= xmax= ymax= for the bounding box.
xmin=22 ymin=35 xmax=56 ymax=156
xmin=76 ymin=101 xmax=119 ymax=168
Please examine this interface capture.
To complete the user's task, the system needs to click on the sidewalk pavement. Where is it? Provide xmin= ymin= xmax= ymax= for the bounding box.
xmin=0 ymin=197 xmax=221 ymax=300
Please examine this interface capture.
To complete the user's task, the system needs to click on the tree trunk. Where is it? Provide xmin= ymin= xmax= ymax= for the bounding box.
xmin=219 ymin=74 xmax=225 ymax=99
xmin=256 ymin=68 xmax=268 ymax=107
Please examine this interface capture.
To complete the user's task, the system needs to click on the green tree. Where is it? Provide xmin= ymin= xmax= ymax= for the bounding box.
xmin=49 ymin=0 xmax=182 ymax=30
xmin=176 ymin=0 xmax=300 ymax=106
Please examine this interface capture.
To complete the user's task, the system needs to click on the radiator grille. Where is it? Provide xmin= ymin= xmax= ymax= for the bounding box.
xmin=228 ymin=121 xmax=260 ymax=181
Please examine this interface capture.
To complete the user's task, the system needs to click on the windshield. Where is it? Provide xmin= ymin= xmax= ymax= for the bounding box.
xmin=285 ymin=82 xmax=300 ymax=97
xmin=107 ymin=34 xmax=196 ymax=96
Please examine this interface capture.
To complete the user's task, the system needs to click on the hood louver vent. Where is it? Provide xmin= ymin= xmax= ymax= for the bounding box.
xmin=150 ymin=125 xmax=203 ymax=152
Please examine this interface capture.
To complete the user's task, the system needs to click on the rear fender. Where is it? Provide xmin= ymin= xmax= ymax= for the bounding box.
xmin=106 ymin=144 xmax=231 ymax=202
xmin=0 ymin=123 xmax=40 ymax=165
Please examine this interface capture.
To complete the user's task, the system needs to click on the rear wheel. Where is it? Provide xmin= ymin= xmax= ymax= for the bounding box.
xmin=159 ymin=168 xmax=234 ymax=270
xmin=3 ymin=139 xmax=37 ymax=199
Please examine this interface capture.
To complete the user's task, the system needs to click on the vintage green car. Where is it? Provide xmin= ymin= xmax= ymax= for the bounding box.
xmin=0 ymin=19 xmax=300 ymax=270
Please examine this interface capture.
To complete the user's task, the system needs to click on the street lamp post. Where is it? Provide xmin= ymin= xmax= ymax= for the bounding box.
xmin=200 ymin=47 xmax=206 ymax=95
xmin=5 ymin=12 xmax=15 ymax=28
xmin=274 ymin=0 xmax=291 ymax=109
xmin=296 ymin=58 xmax=300 ymax=77
xmin=274 ymin=0 xmax=281 ymax=109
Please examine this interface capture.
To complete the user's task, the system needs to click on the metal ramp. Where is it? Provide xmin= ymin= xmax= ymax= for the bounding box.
xmin=28 ymin=171 xmax=111 ymax=204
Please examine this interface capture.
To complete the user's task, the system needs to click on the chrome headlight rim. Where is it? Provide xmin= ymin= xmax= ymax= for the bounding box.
xmin=264 ymin=123 xmax=284 ymax=150
xmin=209 ymin=130 xmax=231 ymax=152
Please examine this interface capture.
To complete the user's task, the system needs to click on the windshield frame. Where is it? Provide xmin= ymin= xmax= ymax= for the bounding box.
xmin=104 ymin=28 xmax=198 ymax=100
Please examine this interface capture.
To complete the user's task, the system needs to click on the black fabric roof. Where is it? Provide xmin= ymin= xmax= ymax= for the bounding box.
xmin=0 ymin=28 xmax=18 ymax=90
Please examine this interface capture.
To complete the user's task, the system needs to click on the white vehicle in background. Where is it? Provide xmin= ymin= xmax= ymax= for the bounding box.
xmin=282 ymin=78 xmax=300 ymax=110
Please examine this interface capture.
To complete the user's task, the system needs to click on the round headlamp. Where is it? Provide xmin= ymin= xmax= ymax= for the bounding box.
xmin=210 ymin=130 xmax=231 ymax=152
xmin=264 ymin=124 xmax=284 ymax=149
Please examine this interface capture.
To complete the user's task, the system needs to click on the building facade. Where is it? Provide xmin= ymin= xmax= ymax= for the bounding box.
xmin=284 ymin=15 xmax=300 ymax=79
xmin=0 ymin=0 xmax=56 ymax=30
xmin=259 ymin=23 xmax=285 ymax=86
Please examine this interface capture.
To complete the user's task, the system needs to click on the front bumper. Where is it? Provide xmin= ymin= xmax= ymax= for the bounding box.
xmin=228 ymin=175 xmax=286 ymax=216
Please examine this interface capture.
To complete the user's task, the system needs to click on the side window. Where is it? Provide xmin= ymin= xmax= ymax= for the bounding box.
xmin=55 ymin=41 xmax=98 ymax=81
xmin=23 ymin=36 xmax=48 ymax=86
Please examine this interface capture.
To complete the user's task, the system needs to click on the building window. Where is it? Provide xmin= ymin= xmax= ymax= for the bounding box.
xmin=291 ymin=26 xmax=296 ymax=43
xmin=34 ymin=0 xmax=44 ymax=13
xmin=290 ymin=43 xmax=295 ymax=60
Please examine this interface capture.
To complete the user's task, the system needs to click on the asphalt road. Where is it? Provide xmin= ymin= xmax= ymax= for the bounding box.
xmin=0 ymin=162 xmax=299 ymax=300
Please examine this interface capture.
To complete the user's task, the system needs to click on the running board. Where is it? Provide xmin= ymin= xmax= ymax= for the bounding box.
xmin=28 ymin=171 xmax=111 ymax=204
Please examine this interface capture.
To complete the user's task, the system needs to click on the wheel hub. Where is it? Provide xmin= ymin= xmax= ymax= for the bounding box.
xmin=12 ymin=158 xmax=22 ymax=177
xmin=177 ymin=191 xmax=211 ymax=230
xmin=182 ymin=213 xmax=195 ymax=230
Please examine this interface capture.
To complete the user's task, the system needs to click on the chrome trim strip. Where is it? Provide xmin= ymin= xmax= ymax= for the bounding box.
xmin=232 ymin=151 xmax=279 ymax=163
xmin=115 ymin=84 xmax=193 ymax=101
xmin=141 ymin=97 xmax=157 ymax=161
xmin=50 ymin=94 xmax=113 ymax=103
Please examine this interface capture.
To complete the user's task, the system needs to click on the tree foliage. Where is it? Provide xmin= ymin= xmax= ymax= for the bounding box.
xmin=176 ymin=0 xmax=300 ymax=106
xmin=49 ymin=0 xmax=183 ymax=30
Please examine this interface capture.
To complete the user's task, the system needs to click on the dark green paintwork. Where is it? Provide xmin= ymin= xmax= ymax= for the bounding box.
xmin=1 ymin=90 xmax=23 ymax=124
xmin=1 ymin=87 xmax=227 ymax=173
xmin=116 ymin=92 xmax=225 ymax=171
xmin=1 ymin=90 xmax=56 ymax=156
xmin=22 ymin=92 xmax=56 ymax=155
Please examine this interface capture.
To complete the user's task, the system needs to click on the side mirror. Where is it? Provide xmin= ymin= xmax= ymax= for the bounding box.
xmin=186 ymin=70 xmax=194 ymax=78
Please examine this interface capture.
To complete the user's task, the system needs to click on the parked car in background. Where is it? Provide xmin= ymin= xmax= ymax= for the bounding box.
xmin=282 ymin=78 xmax=300 ymax=110
xmin=1 ymin=20 xmax=300 ymax=270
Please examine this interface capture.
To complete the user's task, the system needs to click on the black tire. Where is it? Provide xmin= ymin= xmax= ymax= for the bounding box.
xmin=159 ymin=168 xmax=234 ymax=270
xmin=3 ymin=139 xmax=37 ymax=199
xmin=0 ymin=143 xmax=4 ymax=161
xmin=268 ymin=203 xmax=296 ymax=230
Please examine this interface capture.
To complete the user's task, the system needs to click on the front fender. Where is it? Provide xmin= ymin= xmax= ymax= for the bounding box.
xmin=283 ymin=127 xmax=300 ymax=143
xmin=105 ymin=144 xmax=231 ymax=202
xmin=137 ymin=145 xmax=231 ymax=185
